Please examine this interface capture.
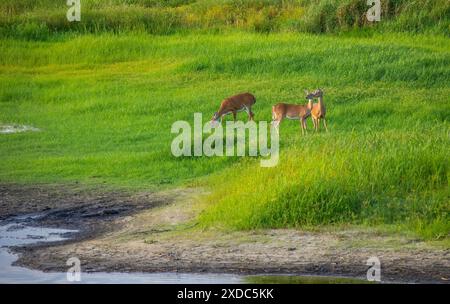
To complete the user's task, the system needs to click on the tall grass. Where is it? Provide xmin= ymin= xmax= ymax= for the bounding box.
xmin=1 ymin=0 xmax=449 ymax=39
xmin=198 ymin=130 xmax=449 ymax=239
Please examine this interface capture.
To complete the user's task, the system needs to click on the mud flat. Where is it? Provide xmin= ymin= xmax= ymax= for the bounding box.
xmin=0 ymin=184 xmax=448 ymax=283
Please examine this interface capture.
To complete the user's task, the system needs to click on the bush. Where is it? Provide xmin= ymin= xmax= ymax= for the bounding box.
xmin=14 ymin=22 xmax=50 ymax=41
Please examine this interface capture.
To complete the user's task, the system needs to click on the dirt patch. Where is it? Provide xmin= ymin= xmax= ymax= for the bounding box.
xmin=0 ymin=183 xmax=172 ymax=239
xmin=2 ymin=184 xmax=449 ymax=283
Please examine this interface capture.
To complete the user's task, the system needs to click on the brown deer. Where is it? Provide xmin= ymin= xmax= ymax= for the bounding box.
xmin=211 ymin=92 xmax=256 ymax=124
xmin=271 ymin=91 xmax=315 ymax=135
xmin=310 ymin=88 xmax=328 ymax=132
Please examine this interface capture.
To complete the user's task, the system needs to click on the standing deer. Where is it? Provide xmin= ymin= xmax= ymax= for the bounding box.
xmin=310 ymin=88 xmax=328 ymax=132
xmin=211 ymin=92 xmax=256 ymax=124
xmin=271 ymin=91 xmax=315 ymax=135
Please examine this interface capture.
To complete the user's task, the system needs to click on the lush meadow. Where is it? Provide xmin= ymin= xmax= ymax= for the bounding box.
xmin=0 ymin=1 xmax=449 ymax=239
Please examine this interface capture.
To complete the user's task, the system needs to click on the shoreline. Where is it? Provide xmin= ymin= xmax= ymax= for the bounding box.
xmin=1 ymin=184 xmax=449 ymax=284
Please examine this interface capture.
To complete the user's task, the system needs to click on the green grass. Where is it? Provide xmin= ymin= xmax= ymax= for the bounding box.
xmin=198 ymin=130 xmax=449 ymax=238
xmin=0 ymin=29 xmax=449 ymax=239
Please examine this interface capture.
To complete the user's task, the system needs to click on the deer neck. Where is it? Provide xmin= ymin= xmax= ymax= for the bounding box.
xmin=307 ymin=99 xmax=313 ymax=110
xmin=217 ymin=107 xmax=228 ymax=118
xmin=216 ymin=103 xmax=230 ymax=117
xmin=317 ymin=96 xmax=324 ymax=108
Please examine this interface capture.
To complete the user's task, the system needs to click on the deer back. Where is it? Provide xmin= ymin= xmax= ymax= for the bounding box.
xmin=273 ymin=103 xmax=309 ymax=120
xmin=218 ymin=93 xmax=255 ymax=114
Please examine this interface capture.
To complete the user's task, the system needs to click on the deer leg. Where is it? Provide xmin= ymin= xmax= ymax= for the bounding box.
xmin=312 ymin=117 xmax=317 ymax=131
xmin=246 ymin=106 xmax=254 ymax=121
xmin=271 ymin=114 xmax=280 ymax=127
xmin=249 ymin=111 xmax=254 ymax=121
xmin=317 ymin=118 xmax=321 ymax=132
xmin=271 ymin=120 xmax=280 ymax=135
xmin=232 ymin=111 xmax=237 ymax=122
xmin=323 ymin=117 xmax=328 ymax=132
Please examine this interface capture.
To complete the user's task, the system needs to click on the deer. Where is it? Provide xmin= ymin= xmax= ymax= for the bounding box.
xmin=271 ymin=90 xmax=316 ymax=135
xmin=211 ymin=92 xmax=256 ymax=125
xmin=310 ymin=88 xmax=328 ymax=132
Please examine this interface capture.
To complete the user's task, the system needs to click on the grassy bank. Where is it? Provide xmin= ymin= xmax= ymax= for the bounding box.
xmin=198 ymin=130 xmax=449 ymax=239
xmin=0 ymin=30 xmax=449 ymax=239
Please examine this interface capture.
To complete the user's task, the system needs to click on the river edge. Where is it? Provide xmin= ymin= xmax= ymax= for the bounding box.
xmin=1 ymin=183 xmax=449 ymax=284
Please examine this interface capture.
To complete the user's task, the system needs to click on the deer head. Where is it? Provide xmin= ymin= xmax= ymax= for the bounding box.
xmin=211 ymin=112 xmax=221 ymax=126
xmin=313 ymin=88 xmax=324 ymax=98
xmin=304 ymin=89 xmax=316 ymax=100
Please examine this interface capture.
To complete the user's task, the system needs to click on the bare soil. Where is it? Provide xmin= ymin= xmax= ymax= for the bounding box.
xmin=1 ymin=184 xmax=449 ymax=283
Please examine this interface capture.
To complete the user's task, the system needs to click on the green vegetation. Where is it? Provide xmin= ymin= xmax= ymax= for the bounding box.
xmin=1 ymin=0 xmax=449 ymax=39
xmin=199 ymin=129 xmax=449 ymax=238
xmin=0 ymin=1 xmax=448 ymax=240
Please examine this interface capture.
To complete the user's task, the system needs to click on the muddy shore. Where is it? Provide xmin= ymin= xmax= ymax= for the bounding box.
xmin=0 ymin=183 xmax=172 ymax=239
xmin=1 ymin=184 xmax=449 ymax=283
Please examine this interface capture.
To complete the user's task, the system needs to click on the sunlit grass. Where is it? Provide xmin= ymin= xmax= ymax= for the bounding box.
xmin=198 ymin=129 xmax=449 ymax=240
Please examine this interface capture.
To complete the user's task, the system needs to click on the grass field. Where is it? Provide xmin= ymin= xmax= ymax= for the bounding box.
xmin=0 ymin=1 xmax=449 ymax=240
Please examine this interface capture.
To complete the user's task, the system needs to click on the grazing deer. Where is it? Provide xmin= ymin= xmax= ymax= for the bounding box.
xmin=211 ymin=92 xmax=256 ymax=124
xmin=310 ymin=88 xmax=328 ymax=132
xmin=271 ymin=91 xmax=315 ymax=135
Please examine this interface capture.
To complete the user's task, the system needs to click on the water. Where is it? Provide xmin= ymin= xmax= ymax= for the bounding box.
xmin=0 ymin=124 xmax=40 ymax=134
